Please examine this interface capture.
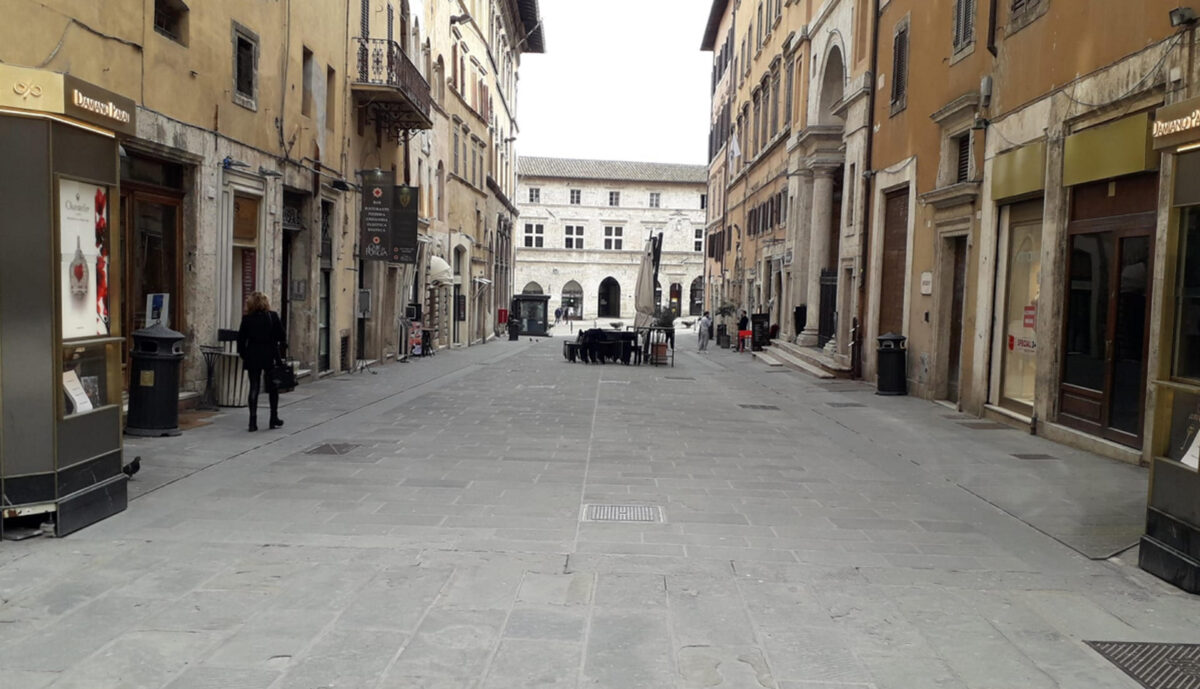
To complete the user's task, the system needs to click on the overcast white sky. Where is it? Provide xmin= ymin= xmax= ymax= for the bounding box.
xmin=516 ymin=0 xmax=713 ymax=166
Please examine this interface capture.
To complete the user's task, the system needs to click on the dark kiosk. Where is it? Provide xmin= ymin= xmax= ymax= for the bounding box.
xmin=0 ymin=65 xmax=134 ymax=536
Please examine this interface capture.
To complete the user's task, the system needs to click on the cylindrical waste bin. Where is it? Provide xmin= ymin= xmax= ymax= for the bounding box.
xmin=716 ymin=323 xmax=729 ymax=349
xmin=876 ymin=332 xmax=907 ymax=396
xmin=126 ymin=322 xmax=186 ymax=436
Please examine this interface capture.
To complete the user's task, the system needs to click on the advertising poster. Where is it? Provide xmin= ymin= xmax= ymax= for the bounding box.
xmin=391 ymin=184 xmax=419 ymax=264
xmin=59 ymin=178 xmax=111 ymax=339
xmin=360 ymin=171 xmax=394 ymax=261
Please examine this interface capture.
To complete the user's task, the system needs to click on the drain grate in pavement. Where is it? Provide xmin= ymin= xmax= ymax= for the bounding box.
xmin=582 ymin=504 xmax=662 ymax=523
xmin=739 ymin=404 xmax=780 ymax=410
xmin=827 ymin=402 xmax=865 ymax=408
xmin=1085 ymin=641 xmax=1200 ymax=689
xmin=664 ymin=376 xmax=695 ymax=381
xmin=958 ymin=421 xmax=1011 ymax=430
xmin=1012 ymin=453 xmax=1058 ymax=460
xmin=305 ymin=443 xmax=361 ymax=455
xmin=600 ymin=380 xmax=630 ymax=385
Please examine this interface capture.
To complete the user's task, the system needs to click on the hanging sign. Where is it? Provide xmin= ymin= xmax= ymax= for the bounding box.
xmin=391 ymin=184 xmax=419 ymax=264
xmin=360 ymin=171 xmax=394 ymax=261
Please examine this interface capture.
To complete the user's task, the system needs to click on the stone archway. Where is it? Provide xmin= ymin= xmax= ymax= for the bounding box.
xmin=817 ymin=45 xmax=846 ymax=126
xmin=561 ymin=279 xmax=582 ymax=319
xmin=689 ymin=276 xmax=704 ymax=316
xmin=598 ymin=277 xmax=621 ymax=318
xmin=522 ymin=281 xmax=543 ymax=294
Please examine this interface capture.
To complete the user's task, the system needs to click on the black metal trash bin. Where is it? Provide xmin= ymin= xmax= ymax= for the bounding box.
xmin=507 ymin=315 xmax=519 ymax=341
xmin=126 ymin=322 xmax=186 ymax=436
xmin=876 ymin=332 xmax=907 ymax=396
xmin=716 ymin=323 xmax=729 ymax=349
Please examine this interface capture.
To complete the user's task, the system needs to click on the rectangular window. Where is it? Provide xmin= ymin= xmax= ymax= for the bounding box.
xmin=301 ymin=47 xmax=314 ymax=117
xmin=154 ymin=0 xmax=188 ymax=44
xmin=954 ymin=0 xmax=976 ymax=50
xmin=529 ymin=187 xmax=540 ymax=203
xmin=565 ymin=225 xmax=584 ymax=249
xmin=570 ymin=189 xmax=581 ymax=205
xmin=955 ymin=134 xmax=971 ymax=183
xmin=604 ymin=226 xmax=623 ymax=250
xmin=694 ymin=228 xmax=704 ymax=253
xmin=233 ymin=24 xmax=258 ymax=109
xmin=1175 ymin=207 xmax=1200 ymax=381
xmin=524 ymin=223 xmax=544 ymax=248
xmin=325 ymin=66 xmax=336 ymax=130
xmin=453 ymin=132 xmax=459 ymax=174
xmin=890 ymin=25 xmax=909 ymax=111
xmin=609 ymin=191 xmax=620 ymax=207
xmin=649 ymin=192 xmax=661 ymax=208
xmin=701 ymin=194 xmax=707 ymax=210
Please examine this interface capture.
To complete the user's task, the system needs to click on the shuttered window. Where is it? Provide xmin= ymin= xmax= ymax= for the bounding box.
xmin=953 ymin=0 xmax=976 ymax=50
xmin=1012 ymin=0 xmax=1027 ymax=12
xmin=956 ymin=135 xmax=971 ymax=183
xmin=890 ymin=26 xmax=908 ymax=109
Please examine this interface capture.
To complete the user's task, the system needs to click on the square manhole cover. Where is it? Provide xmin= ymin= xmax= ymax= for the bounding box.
xmin=583 ymin=504 xmax=662 ymax=523
xmin=1012 ymin=453 xmax=1058 ymax=460
xmin=305 ymin=443 xmax=360 ymax=455
xmin=1086 ymin=641 xmax=1200 ymax=688
xmin=958 ymin=422 xmax=1011 ymax=430
xmin=827 ymin=402 xmax=865 ymax=408
xmin=739 ymin=404 xmax=780 ymax=410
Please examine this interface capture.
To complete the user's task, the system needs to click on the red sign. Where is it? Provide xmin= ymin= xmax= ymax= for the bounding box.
xmin=498 ymin=308 xmax=508 ymax=324
xmin=1023 ymin=304 xmax=1037 ymax=329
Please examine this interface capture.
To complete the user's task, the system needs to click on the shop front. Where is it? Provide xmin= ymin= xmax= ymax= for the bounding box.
xmin=1138 ymin=96 xmax=1200 ymax=593
xmin=1057 ymin=113 xmax=1159 ymax=449
xmin=0 ymin=65 xmax=135 ymax=535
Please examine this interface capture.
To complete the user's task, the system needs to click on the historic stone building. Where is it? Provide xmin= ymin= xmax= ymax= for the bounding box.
xmin=515 ymin=158 xmax=708 ymax=322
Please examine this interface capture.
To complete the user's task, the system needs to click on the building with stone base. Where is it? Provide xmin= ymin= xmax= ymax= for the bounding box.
xmin=515 ymin=158 xmax=708 ymax=323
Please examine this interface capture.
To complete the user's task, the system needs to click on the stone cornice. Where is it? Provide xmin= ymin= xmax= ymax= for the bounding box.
xmin=930 ymin=92 xmax=981 ymax=127
xmin=919 ymin=181 xmax=981 ymax=209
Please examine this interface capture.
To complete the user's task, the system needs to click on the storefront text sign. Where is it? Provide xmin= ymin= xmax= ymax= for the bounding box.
xmin=62 ymin=75 xmax=137 ymax=136
xmin=359 ymin=171 xmax=394 ymax=261
xmin=1154 ymin=95 xmax=1200 ymax=150
xmin=390 ymin=184 xmax=418 ymax=264
xmin=1023 ymin=304 xmax=1037 ymax=329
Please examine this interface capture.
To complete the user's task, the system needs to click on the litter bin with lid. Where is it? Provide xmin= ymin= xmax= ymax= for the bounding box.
xmin=126 ymin=322 xmax=186 ymax=436
xmin=875 ymin=332 xmax=907 ymax=396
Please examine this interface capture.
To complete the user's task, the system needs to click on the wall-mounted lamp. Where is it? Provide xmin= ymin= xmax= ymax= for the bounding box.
xmin=331 ymin=179 xmax=352 ymax=191
xmin=221 ymin=156 xmax=250 ymax=170
xmin=1170 ymin=6 xmax=1198 ymax=26
xmin=971 ymin=116 xmax=990 ymax=131
xmin=450 ymin=13 xmax=471 ymax=25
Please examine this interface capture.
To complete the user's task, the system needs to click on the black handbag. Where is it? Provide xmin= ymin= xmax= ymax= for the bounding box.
xmin=269 ymin=360 xmax=296 ymax=393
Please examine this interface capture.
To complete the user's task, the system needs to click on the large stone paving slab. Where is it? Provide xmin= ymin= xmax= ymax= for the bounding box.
xmin=0 ymin=339 xmax=1194 ymax=688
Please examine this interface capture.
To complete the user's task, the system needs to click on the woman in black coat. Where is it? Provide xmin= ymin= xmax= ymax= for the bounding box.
xmin=237 ymin=291 xmax=287 ymax=431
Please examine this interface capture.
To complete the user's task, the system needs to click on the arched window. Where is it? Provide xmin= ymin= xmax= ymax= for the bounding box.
xmin=561 ymin=280 xmax=583 ymax=319
xmin=689 ymin=277 xmax=704 ymax=316
xmin=522 ymin=281 xmax=544 ymax=295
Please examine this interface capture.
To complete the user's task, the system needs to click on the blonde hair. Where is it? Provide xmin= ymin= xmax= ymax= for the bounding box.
xmin=245 ymin=291 xmax=270 ymax=314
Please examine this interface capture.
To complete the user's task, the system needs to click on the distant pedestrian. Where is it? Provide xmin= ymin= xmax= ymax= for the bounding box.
xmin=567 ymin=305 xmax=575 ymax=320
xmin=737 ymin=309 xmax=750 ymax=352
xmin=554 ymin=306 xmax=563 ymax=326
xmin=698 ymin=311 xmax=712 ymax=352
xmin=237 ymin=291 xmax=287 ymax=432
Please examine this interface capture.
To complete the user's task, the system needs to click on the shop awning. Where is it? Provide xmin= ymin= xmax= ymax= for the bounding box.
xmin=428 ymin=255 xmax=452 ymax=284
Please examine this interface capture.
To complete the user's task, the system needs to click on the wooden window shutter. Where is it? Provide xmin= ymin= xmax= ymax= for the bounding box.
xmin=956 ymin=135 xmax=971 ymax=183
xmin=891 ymin=28 xmax=908 ymax=104
xmin=1012 ymin=0 xmax=1027 ymax=13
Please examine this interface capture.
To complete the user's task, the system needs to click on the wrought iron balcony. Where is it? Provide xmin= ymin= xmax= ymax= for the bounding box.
xmin=352 ymin=37 xmax=432 ymax=134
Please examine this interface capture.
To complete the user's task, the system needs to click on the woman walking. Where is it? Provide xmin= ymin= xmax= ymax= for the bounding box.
xmin=237 ymin=291 xmax=287 ymax=432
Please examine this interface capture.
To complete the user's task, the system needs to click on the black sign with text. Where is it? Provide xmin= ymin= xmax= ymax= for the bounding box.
xmin=391 ymin=185 xmax=418 ymax=264
xmin=751 ymin=313 xmax=769 ymax=351
xmin=359 ymin=171 xmax=394 ymax=261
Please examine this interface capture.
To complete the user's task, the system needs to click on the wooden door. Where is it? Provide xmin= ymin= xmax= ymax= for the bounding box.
xmin=879 ymin=188 xmax=909 ymax=336
xmin=946 ymin=236 xmax=967 ymax=402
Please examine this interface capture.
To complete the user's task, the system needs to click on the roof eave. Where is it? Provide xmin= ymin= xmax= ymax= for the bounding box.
xmin=700 ymin=0 xmax=730 ymax=51
xmin=516 ymin=0 xmax=545 ymax=53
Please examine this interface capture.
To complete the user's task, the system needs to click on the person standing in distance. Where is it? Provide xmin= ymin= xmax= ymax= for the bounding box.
xmin=697 ymin=311 xmax=712 ymax=352
xmin=237 ymin=291 xmax=287 ymax=432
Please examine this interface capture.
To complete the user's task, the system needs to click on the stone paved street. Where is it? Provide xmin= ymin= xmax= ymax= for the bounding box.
xmin=1 ymin=333 xmax=1197 ymax=689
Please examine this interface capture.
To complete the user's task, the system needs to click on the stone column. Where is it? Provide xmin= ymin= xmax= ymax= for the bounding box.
xmin=798 ymin=168 xmax=835 ymax=346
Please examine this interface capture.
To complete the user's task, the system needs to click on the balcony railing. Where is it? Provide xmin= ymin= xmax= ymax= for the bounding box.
xmin=352 ymin=37 xmax=432 ymax=130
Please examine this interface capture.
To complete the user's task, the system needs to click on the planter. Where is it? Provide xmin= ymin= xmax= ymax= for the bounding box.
xmin=650 ymin=342 xmax=668 ymax=364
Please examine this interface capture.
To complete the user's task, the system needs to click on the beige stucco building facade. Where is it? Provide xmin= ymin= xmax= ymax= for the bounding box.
xmin=515 ymin=158 xmax=708 ymax=322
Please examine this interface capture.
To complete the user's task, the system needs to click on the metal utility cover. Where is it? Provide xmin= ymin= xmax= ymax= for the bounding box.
xmin=827 ymin=402 xmax=865 ymax=408
xmin=583 ymin=504 xmax=662 ymax=523
xmin=1085 ymin=641 xmax=1200 ymax=689
xmin=1012 ymin=453 xmax=1058 ymax=460
xmin=958 ymin=422 xmax=1011 ymax=430
xmin=305 ymin=443 xmax=361 ymax=455
xmin=739 ymin=404 xmax=780 ymax=410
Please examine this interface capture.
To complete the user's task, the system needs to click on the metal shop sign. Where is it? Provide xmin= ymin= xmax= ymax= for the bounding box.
xmin=1153 ymin=95 xmax=1200 ymax=150
xmin=62 ymin=74 xmax=137 ymax=136
xmin=390 ymin=184 xmax=418 ymax=264
xmin=359 ymin=171 xmax=394 ymax=261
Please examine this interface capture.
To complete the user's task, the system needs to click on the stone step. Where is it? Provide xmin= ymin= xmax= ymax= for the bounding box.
xmin=750 ymin=349 xmax=784 ymax=367
xmin=770 ymin=339 xmax=852 ymax=377
xmin=761 ymin=345 xmax=835 ymax=379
